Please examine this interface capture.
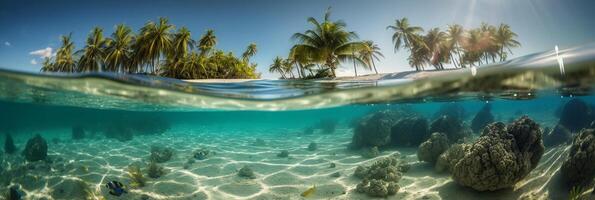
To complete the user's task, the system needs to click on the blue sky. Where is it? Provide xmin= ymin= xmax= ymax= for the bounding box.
xmin=0 ymin=0 xmax=594 ymax=79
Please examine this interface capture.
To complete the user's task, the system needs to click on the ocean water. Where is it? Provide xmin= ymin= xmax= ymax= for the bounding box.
xmin=0 ymin=45 xmax=594 ymax=200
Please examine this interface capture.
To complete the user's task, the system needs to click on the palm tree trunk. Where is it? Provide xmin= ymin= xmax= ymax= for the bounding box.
xmin=352 ymin=52 xmax=358 ymax=77
xmin=371 ymin=58 xmax=378 ymax=74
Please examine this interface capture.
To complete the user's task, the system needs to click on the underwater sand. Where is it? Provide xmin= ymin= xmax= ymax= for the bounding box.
xmin=1 ymin=123 xmax=588 ymax=200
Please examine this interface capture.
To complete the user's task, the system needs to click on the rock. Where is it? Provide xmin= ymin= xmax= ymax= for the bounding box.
xmin=351 ymin=111 xmax=398 ymax=148
xmin=150 ymin=146 xmax=174 ymax=163
xmin=329 ymin=163 xmax=336 ymax=168
xmin=330 ymin=172 xmax=341 ymax=177
xmin=543 ymin=124 xmax=572 ymax=147
xmin=193 ymin=149 xmax=210 ymax=160
xmin=435 ymin=143 xmax=469 ymax=173
xmin=560 ymin=128 xmax=595 ymax=185
xmin=23 ymin=134 xmax=48 ymax=162
xmin=471 ymin=104 xmax=495 ymax=133
xmin=367 ymin=179 xmax=389 ymax=197
xmin=307 ymin=142 xmax=317 ymax=151
xmin=361 ymin=146 xmax=380 ymax=158
xmin=387 ymin=182 xmax=400 ymax=195
xmin=253 ymin=138 xmax=266 ymax=146
xmin=559 ymin=99 xmax=593 ymax=132
xmin=303 ymin=127 xmax=314 ymax=135
xmin=430 ymin=115 xmax=468 ymax=144
xmin=315 ymin=119 xmax=337 ymax=134
xmin=353 ymin=155 xmax=405 ymax=197
xmin=277 ymin=150 xmax=289 ymax=158
xmin=417 ymin=132 xmax=450 ymax=164
xmin=390 ymin=117 xmax=430 ymax=147
xmin=4 ymin=134 xmax=17 ymax=154
xmin=433 ymin=103 xmax=466 ymax=121
xmin=238 ymin=166 xmax=256 ymax=179
xmin=451 ymin=116 xmax=545 ymax=191
xmin=71 ymin=126 xmax=85 ymax=140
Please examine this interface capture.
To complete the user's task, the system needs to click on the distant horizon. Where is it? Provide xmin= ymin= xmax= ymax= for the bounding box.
xmin=1 ymin=0 xmax=594 ymax=79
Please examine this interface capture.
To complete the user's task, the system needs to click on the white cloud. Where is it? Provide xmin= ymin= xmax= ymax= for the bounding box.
xmin=3 ymin=41 xmax=10 ymax=46
xmin=30 ymin=59 xmax=38 ymax=65
xmin=29 ymin=47 xmax=53 ymax=58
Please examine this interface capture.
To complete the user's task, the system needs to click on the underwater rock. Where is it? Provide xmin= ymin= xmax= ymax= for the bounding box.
xmin=351 ymin=111 xmax=398 ymax=148
xmin=471 ymin=104 xmax=495 ymax=133
xmin=330 ymin=172 xmax=341 ymax=177
xmin=71 ymin=126 xmax=85 ymax=140
xmin=451 ymin=116 xmax=545 ymax=191
xmin=543 ymin=124 xmax=572 ymax=147
xmin=329 ymin=163 xmax=336 ymax=168
xmin=315 ymin=119 xmax=337 ymax=134
xmin=277 ymin=150 xmax=289 ymax=158
xmin=353 ymin=154 xmax=406 ymax=197
xmin=307 ymin=142 xmax=317 ymax=151
xmin=4 ymin=133 xmax=17 ymax=154
xmin=417 ymin=132 xmax=450 ymax=164
xmin=253 ymin=138 xmax=266 ymax=146
xmin=193 ymin=149 xmax=210 ymax=160
xmin=23 ymin=134 xmax=48 ymax=162
xmin=150 ymin=146 xmax=174 ymax=163
xmin=559 ymin=98 xmax=593 ymax=132
xmin=147 ymin=161 xmax=165 ymax=179
xmin=390 ymin=117 xmax=430 ymax=147
xmin=104 ymin=123 xmax=133 ymax=142
xmin=303 ymin=127 xmax=314 ymax=135
xmin=560 ymin=128 xmax=595 ymax=186
xmin=429 ymin=115 xmax=468 ymax=144
xmin=361 ymin=146 xmax=380 ymax=158
xmin=433 ymin=103 xmax=466 ymax=121
xmin=435 ymin=143 xmax=469 ymax=173
xmin=238 ymin=166 xmax=256 ymax=179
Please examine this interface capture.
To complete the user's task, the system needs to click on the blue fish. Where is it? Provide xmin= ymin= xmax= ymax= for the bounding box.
xmin=106 ymin=181 xmax=127 ymax=196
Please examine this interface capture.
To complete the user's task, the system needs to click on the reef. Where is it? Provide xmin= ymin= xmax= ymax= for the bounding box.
xmin=471 ymin=104 xmax=495 ymax=133
xmin=417 ymin=132 xmax=450 ymax=164
xmin=71 ymin=126 xmax=85 ymax=140
xmin=23 ymin=134 xmax=48 ymax=162
xmin=238 ymin=165 xmax=256 ymax=179
xmin=147 ymin=161 xmax=166 ymax=179
xmin=560 ymin=128 xmax=595 ymax=186
xmin=4 ymin=133 xmax=17 ymax=154
xmin=150 ymin=146 xmax=174 ymax=163
xmin=558 ymin=98 xmax=593 ymax=132
xmin=361 ymin=146 xmax=380 ymax=158
xmin=543 ymin=124 xmax=572 ymax=147
xmin=353 ymin=154 xmax=406 ymax=197
xmin=450 ymin=116 xmax=545 ymax=191
xmin=351 ymin=111 xmax=397 ymax=148
xmin=315 ymin=119 xmax=337 ymax=134
xmin=307 ymin=142 xmax=317 ymax=151
xmin=435 ymin=143 xmax=469 ymax=173
xmin=193 ymin=148 xmax=211 ymax=160
xmin=390 ymin=117 xmax=430 ymax=147
xmin=429 ymin=115 xmax=468 ymax=144
xmin=277 ymin=150 xmax=289 ymax=158
xmin=433 ymin=103 xmax=466 ymax=121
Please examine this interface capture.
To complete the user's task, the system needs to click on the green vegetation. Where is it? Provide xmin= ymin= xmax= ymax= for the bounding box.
xmin=387 ymin=18 xmax=520 ymax=70
xmin=41 ymin=17 xmax=260 ymax=79
xmin=568 ymin=186 xmax=585 ymax=200
xmin=126 ymin=164 xmax=146 ymax=187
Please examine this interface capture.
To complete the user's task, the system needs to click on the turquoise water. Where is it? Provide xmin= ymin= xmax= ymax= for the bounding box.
xmin=0 ymin=45 xmax=595 ymax=199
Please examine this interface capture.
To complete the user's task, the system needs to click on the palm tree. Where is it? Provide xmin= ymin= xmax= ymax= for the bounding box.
xmin=77 ymin=27 xmax=106 ymax=72
xmin=269 ymin=56 xmax=286 ymax=79
xmin=170 ymin=27 xmax=194 ymax=60
xmin=40 ymin=57 xmax=54 ymax=72
xmin=494 ymin=24 xmax=520 ymax=61
xmin=54 ymin=34 xmax=77 ymax=72
xmin=105 ymin=24 xmax=134 ymax=72
xmin=446 ymin=24 xmax=464 ymax=68
xmin=291 ymin=7 xmax=364 ymax=77
xmin=198 ymin=29 xmax=217 ymax=57
xmin=424 ymin=28 xmax=448 ymax=70
xmin=242 ymin=43 xmax=257 ymax=63
xmin=137 ymin=17 xmax=174 ymax=73
xmin=387 ymin=18 xmax=424 ymax=53
xmin=360 ymin=40 xmax=383 ymax=74
xmin=282 ymin=58 xmax=296 ymax=78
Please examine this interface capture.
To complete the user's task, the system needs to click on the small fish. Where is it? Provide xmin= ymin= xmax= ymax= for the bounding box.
xmin=301 ymin=185 xmax=316 ymax=198
xmin=106 ymin=181 xmax=127 ymax=196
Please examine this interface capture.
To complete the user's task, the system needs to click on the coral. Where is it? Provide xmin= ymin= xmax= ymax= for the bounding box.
xmin=543 ymin=124 xmax=572 ymax=147
xmin=127 ymin=164 xmax=146 ymax=187
xmin=315 ymin=119 xmax=337 ymax=134
xmin=353 ymin=154 xmax=406 ymax=197
xmin=559 ymin=98 xmax=593 ymax=132
xmin=361 ymin=146 xmax=380 ymax=158
xmin=307 ymin=142 xmax=317 ymax=151
xmin=435 ymin=143 xmax=469 ymax=173
xmin=417 ymin=132 xmax=450 ymax=164
xmin=23 ymin=134 xmax=48 ymax=162
xmin=72 ymin=126 xmax=85 ymax=140
xmin=561 ymin=128 xmax=595 ymax=186
xmin=277 ymin=150 xmax=289 ymax=158
xmin=366 ymin=179 xmax=388 ymax=197
xmin=429 ymin=115 xmax=468 ymax=144
xmin=4 ymin=133 xmax=16 ymax=154
xmin=238 ymin=165 xmax=256 ymax=179
xmin=149 ymin=146 xmax=174 ymax=163
xmin=390 ymin=117 xmax=430 ymax=147
xmin=471 ymin=104 xmax=495 ymax=133
xmin=147 ymin=161 xmax=165 ymax=179
xmin=451 ymin=116 xmax=545 ymax=191
xmin=193 ymin=149 xmax=210 ymax=160
xmin=433 ymin=103 xmax=466 ymax=121
xmin=351 ymin=111 xmax=397 ymax=148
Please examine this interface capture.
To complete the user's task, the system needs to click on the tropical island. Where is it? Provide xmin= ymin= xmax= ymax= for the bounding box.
xmin=39 ymin=8 xmax=520 ymax=80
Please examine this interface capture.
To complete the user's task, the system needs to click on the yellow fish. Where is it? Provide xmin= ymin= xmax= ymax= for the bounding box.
xmin=301 ymin=185 xmax=316 ymax=198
